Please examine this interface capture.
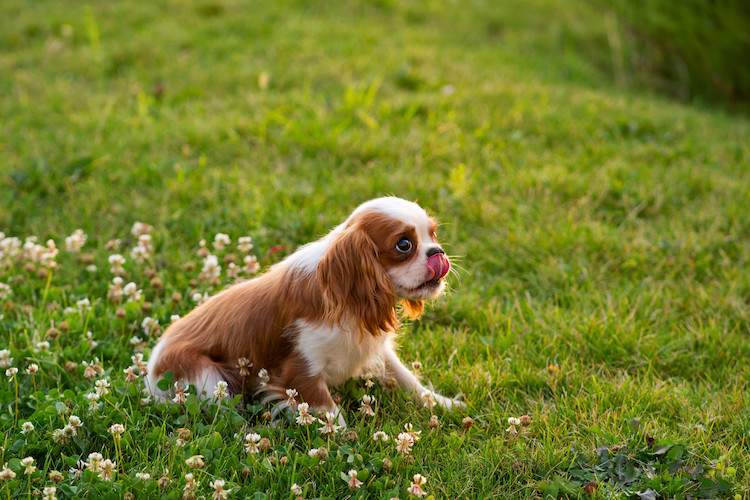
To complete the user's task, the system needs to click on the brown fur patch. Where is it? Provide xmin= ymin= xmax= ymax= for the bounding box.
xmin=152 ymin=264 xmax=323 ymax=396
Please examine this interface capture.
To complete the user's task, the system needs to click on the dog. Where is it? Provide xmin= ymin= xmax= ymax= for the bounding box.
xmin=146 ymin=197 xmax=464 ymax=419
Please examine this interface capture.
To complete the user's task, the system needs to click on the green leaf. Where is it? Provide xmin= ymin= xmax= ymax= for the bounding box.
xmin=156 ymin=371 xmax=174 ymax=391
xmin=186 ymin=394 xmax=201 ymax=416
xmin=628 ymin=417 xmax=642 ymax=430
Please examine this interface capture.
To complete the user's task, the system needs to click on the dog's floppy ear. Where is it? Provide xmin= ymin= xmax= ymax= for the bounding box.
xmin=318 ymin=223 xmax=397 ymax=335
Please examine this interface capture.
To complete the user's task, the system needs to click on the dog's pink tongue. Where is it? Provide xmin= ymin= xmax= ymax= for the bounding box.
xmin=426 ymin=254 xmax=450 ymax=281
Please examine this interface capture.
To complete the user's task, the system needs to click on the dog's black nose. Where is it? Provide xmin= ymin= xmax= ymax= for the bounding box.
xmin=426 ymin=247 xmax=445 ymax=258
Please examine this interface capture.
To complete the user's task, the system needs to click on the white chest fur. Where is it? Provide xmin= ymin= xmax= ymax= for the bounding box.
xmin=293 ymin=320 xmax=390 ymax=387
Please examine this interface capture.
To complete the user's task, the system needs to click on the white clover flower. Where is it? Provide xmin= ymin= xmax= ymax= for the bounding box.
xmin=508 ymin=416 xmax=521 ymax=426
xmin=76 ymin=298 xmax=91 ymax=313
xmin=404 ymin=423 xmax=422 ymax=442
xmin=359 ymin=394 xmax=375 ymax=416
xmin=21 ymin=456 xmax=36 ymax=475
xmin=0 ymin=464 xmax=16 ymax=481
xmin=170 ymin=314 xmax=180 ymax=322
xmin=296 ymin=402 xmax=315 ymax=426
xmin=51 ymin=428 xmax=68 ymax=445
xmin=42 ymin=486 xmax=57 ymax=500
xmin=317 ymin=412 xmax=342 ymax=436
xmin=429 ymin=414 xmax=440 ymax=429
xmin=40 ymin=239 xmax=58 ymax=268
xmin=123 ymin=367 xmax=138 ymax=383
xmin=82 ymin=359 xmax=104 ymax=379
xmin=22 ymin=237 xmax=41 ymax=261
xmin=108 ymin=279 xmax=124 ymax=302
xmin=243 ymin=254 xmax=260 ymax=274
xmin=109 ymin=423 xmax=125 ymax=437
xmin=131 ymin=221 xmax=153 ymax=237
xmin=185 ymin=455 xmax=204 ymax=469
xmin=6 ymin=367 xmax=18 ymax=377
xmin=135 ymin=472 xmax=150 ymax=481
xmin=0 ymin=283 xmax=11 ymax=300
xmin=184 ymin=472 xmax=200 ymax=497
xmin=99 ymin=459 xmax=116 ymax=481
xmin=141 ymin=317 xmax=158 ymax=336
xmin=130 ymin=244 xmax=149 ymax=264
xmin=244 ymin=433 xmax=261 ymax=454
xmin=407 ymin=473 xmax=428 ymax=498
xmin=108 ymin=254 xmax=126 ymax=274
xmin=257 ymin=368 xmax=269 ymax=385
xmin=0 ymin=349 xmax=12 ymax=368
xmin=123 ymin=282 xmax=142 ymax=302
xmin=395 ymin=432 xmax=415 ymax=454
xmin=68 ymin=415 xmax=81 ymax=427
xmin=94 ymin=378 xmax=110 ymax=397
xmin=36 ymin=341 xmax=50 ymax=352
xmin=138 ymin=233 xmax=152 ymax=246
xmin=210 ymin=478 xmax=231 ymax=500
xmin=202 ymin=254 xmax=221 ymax=279
xmin=420 ymin=390 xmax=436 ymax=408
xmin=129 ymin=336 xmax=143 ymax=345
xmin=237 ymin=236 xmax=254 ymax=253
xmin=26 ymin=363 xmax=39 ymax=374
xmin=68 ymin=460 xmax=85 ymax=480
xmin=65 ymin=229 xmax=87 ymax=252
xmin=213 ymin=380 xmax=229 ymax=400
xmin=86 ymin=453 xmax=103 ymax=472
xmin=236 ymin=357 xmax=252 ymax=377
xmin=21 ymin=422 xmax=35 ymax=434
xmin=285 ymin=388 xmax=298 ymax=407
xmin=347 ymin=469 xmax=363 ymax=490
xmin=372 ymin=431 xmax=389 ymax=442
xmin=226 ymin=262 xmax=240 ymax=278
xmin=213 ymin=233 xmax=231 ymax=251
xmin=172 ymin=382 xmax=188 ymax=404
xmin=290 ymin=483 xmax=302 ymax=495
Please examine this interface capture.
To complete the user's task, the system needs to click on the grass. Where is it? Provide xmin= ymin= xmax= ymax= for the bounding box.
xmin=1 ymin=0 xmax=749 ymax=498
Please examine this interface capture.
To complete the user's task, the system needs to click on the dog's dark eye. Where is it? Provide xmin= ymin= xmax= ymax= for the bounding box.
xmin=395 ymin=238 xmax=413 ymax=254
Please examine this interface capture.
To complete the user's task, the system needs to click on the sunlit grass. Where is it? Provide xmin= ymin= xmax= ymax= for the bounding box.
xmin=1 ymin=0 xmax=749 ymax=498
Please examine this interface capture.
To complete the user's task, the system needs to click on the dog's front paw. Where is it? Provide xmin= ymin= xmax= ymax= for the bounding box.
xmin=422 ymin=390 xmax=467 ymax=410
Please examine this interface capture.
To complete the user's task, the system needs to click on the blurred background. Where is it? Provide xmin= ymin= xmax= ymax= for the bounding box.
xmin=1 ymin=0 xmax=748 ymax=311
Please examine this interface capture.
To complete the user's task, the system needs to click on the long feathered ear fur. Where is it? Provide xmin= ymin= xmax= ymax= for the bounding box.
xmin=318 ymin=223 xmax=398 ymax=335
xmin=400 ymin=299 xmax=424 ymax=320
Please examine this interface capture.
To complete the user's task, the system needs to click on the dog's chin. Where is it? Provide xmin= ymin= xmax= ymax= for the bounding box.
xmin=396 ymin=278 xmax=446 ymax=301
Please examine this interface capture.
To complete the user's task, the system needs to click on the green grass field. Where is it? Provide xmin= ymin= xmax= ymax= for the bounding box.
xmin=1 ymin=0 xmax=749 ymax=498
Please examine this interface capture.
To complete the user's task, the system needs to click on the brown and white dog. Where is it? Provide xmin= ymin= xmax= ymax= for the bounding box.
xmin=146 ymin=197 xmax=464 ymax=419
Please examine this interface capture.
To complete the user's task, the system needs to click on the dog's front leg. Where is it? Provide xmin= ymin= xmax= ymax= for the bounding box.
xmin=382 ymin=346 xmax=465 ymax=410
xmin=274 ymin=357 xmax=347 ymax=428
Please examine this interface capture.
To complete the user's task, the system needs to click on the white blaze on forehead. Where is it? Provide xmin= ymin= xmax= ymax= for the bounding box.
xmin=347 ymin=197 xmax=431 ymax=229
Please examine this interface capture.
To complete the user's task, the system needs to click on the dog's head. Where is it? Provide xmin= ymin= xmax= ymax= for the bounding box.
xmin=318 ymin=197 xmax=450 ymax=335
